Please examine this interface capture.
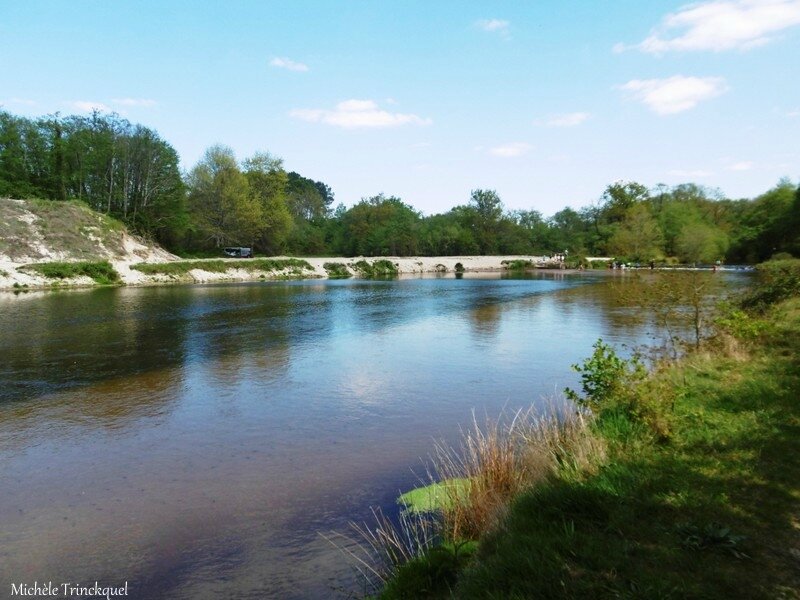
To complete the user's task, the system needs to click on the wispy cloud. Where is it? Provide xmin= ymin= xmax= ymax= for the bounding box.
xmin=787 ymin=108 xmax=800 ymax=117
xmin=270 ymin=57 xmax=309 ymax=72
xmin=617 ymin=0 xmax=800 ymax=53
xmin=489 ymin=142 xmax=531 ymax=157
xmin=476 ymin=18 xmax=510 ymax=36
xmin=290 ymin=99 xmax=431 ymax=128
xmin=726 ymin=160 xmax=754 ymax=170
xmin=619 ymin=75 xmax=728 ymax=114
xmin=111 ymin=98 xmax=157 ymax=108
xmin=538 ymin=112 xmax=590 ymax=127
xmin=72 ymin=101 xmax=112 ymax=113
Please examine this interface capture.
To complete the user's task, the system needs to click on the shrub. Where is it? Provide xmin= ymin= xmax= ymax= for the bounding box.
xmin=21 ymin=260 xmax=121 ymax=285
xmin=564 ymin=339 xmax=674 ymax=439
xmin=323 ymin=262 xmax=352 ymax=279
xmin=741 ymin=258 xmax=800 ymax=311
xmin=352 ymin=259 xmax=398 ymax=278
xmin=454 ymin=262 xmax=465 ymax=273
xmin=501 ymin=259 xmax=533 ymax=271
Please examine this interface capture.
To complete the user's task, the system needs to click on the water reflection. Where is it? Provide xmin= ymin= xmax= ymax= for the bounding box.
xmin=0 ymin=273 xmax=745 ymax=598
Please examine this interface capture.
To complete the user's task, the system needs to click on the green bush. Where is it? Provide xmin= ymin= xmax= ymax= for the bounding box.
xmin=131 ymin=258 xmax=312 ymax=276
xmin=741 ymin=258 xmax=800 ymax=311
xmin=501 ymin=259 xmax=533 ymax=271
xmin=22 ymin=260 xmax=121 ymax=285
xmin=323 ymin=262 xmax=352 ymax=279
xmin=352 ymin=259 xmax=398 ymax=278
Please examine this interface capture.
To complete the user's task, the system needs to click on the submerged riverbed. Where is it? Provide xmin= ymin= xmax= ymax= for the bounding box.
xmin=0 ymin=272 xmax=736 ymax=598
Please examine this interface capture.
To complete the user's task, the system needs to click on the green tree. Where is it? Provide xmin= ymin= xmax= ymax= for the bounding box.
xmin=243 ymin=152 xmax=292 ymax=253
xmin=608 ymin=203 xmax=664 ymax=261
xmin=676 ymin=222 xmax=729 ymax=264
xmin=187 ymin=145 xmax=259 ymax=248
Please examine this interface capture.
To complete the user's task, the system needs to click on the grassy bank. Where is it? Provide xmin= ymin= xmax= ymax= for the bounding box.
xmin=130 ymin=257 xmax=313 ymax=276
xmin=372 ymin=261 xmax=800 ymax=599
xmin=19 ymin=260 xmax=121 ymax=285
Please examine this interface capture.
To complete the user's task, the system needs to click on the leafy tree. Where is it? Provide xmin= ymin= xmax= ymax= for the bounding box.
xmin=468 ymin=189 xmax=503 ymax=254
xmin=676 ymin=222 xmax=729 ymax=264
xmin=187 ymin=145 xmax=259 ymax=248
xmin=243 ymin=152 xmax=292 ymax=253
xmin=608 ymin=203 xmax=664 ymax=261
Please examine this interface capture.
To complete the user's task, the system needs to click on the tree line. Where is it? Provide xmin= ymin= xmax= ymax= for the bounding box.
xmin=1 ymin=109 xmax=798 ymax=263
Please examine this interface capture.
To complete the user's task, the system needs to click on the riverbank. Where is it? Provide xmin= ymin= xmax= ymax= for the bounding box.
xmin=374 ymin=261 xmax=800 ymax=598
xmin=0 ymin=254 xmax=558 ymax=291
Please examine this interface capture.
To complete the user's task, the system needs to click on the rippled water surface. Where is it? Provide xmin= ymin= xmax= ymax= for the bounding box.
xmin=0 ymin=272 xmax=739 ymax=598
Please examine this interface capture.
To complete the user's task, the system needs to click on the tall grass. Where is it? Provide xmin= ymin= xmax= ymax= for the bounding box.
xmin=337 ymin=404 xmax=605 ymax=597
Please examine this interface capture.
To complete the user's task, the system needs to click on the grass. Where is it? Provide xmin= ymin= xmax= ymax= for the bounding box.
xmin=370 ymin=265 xmax=800 ymax=599
xmin=19 ymin=260 xmax=121 ymax=285
xmin=130 ymin=257 xmax=313 ymax=276
xmin=352 ymin=259 xmax=399 ymax=278
xmin=0 ymin=197 xmax=127 ymax=261
xmin=501 ymin=259 xmax=534 ymax=271
xmin=455 ymin=323 xmax=800 ymax=598
xmin=324 ymin=262 xmax=353 ymax=279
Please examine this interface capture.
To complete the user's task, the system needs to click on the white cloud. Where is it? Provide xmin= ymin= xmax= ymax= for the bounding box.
xmin=668 ymin=169 xmax=714 ymax=177
xmin=476 ymin=18 xmax=510 ymax=35
xmin=290 ymin=99 xmax=431 ymax=128
xmin=619 ymin=75 xmax=728 ymax=114
xmin=726 ymin=160 xmax=754 ymax=170
xmin=539 ymin=112 xmax=590 ymax=127
xmin=270 ymin=57 xmax=309 ymax=72
xmin=787 ymin=108 xmax=800 ymax=117
xmin=72 ymin=101 xmax=112 ymax=113
xmin=625 ymin=0 xmax=800 ymax=53
xmin=111 ymin=98 xmax=156 ymax=108
xmin=489 ymin=142 xmax=531 ymax=157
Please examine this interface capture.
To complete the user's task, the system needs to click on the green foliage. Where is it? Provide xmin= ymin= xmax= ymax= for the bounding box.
xmin=500 ymin=259 xmax=533 ymax=271
xmin=322 ymin=262 xmax=352 ymax=279
xmin=130 ymin=258 xmax=312 ymax=276
xmin=678 ymin=522 xmax=748 ymax=559
xmin=741 ymin=258 xmax=800 ymax=311
xmin=454 ymin=300 xmax=800 ymax=598
xmin=21 ymin=260 xmax=120 ymax=285
xmin=0 ymin=110 xmax=185 ymax=245
xmin=565 ymin=340 xmax=646 ymax=414
xmin=352 ymin=259 xmax=398 ymax=278
xmin=379 ymin=542 xmax=478 ymax=600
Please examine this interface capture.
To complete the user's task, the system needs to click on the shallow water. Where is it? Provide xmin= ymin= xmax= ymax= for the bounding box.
xmin=0 ymin=272 xmax=738 ymax=598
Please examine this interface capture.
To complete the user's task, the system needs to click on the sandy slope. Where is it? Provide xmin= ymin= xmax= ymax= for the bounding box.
xmin=0 ymin=254 xmax=559 ymax=290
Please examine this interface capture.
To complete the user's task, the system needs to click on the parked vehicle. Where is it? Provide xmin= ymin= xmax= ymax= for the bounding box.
xmin=223 ymin=247 xmax=253 ymax=258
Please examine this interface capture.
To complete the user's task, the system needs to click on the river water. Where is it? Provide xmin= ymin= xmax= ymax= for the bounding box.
xmin=0 ymin=272 xmax=737 ymax=598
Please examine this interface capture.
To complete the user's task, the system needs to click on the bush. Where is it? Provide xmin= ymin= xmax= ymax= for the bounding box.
xmin=323 ymin=262 xmax=352 ymax=279
xmin=352 ymin=259 xmax=399 ymax=278
xmin=21 ymin=260 xmax=121 ymax=285
xmin=501 ymin=259 xmax=533 ymax=271
xmin=741 ymin=258 xmax=800 ymax=311
xmin=564 ymin=340 xmax=672 ymax=438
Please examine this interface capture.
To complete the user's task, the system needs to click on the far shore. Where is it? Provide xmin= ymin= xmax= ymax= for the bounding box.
xmin=0 ymin=254 xmax=574 ymax=292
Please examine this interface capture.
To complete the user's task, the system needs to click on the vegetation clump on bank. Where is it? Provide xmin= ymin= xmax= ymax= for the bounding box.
xmin=130 ymin=258 xmax=313 ymax=276
xmin=352 ymin=259 xmax=399 ymax=278
xmin=20 ymin=260 xmax=121 ymax=285
xmin=323 ymin=262 xmax=353 ymax=279
xmin=359 ymin=260 xmax=800 ymax=599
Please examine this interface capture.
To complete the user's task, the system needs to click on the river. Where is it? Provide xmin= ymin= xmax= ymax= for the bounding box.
xmin=0 ymin=272 xmax=738 ymax=598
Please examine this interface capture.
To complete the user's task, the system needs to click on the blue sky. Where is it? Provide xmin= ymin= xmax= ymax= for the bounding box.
xmin=1 ymin=1 xmax=799 ymax=215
